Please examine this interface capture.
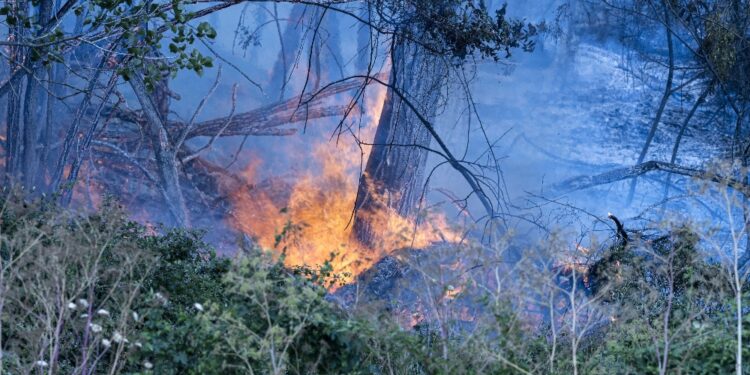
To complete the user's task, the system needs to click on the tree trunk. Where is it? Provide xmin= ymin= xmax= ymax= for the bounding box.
xmin=38 ymin=64 xmax=55 ymax=191
xmin=129 ymin=73 xmax=189 ymax=227
xmin=626 ymin=0 xmax=674 ymax=204
xmin=5 ymin=78 xmax=22 ymax=181
xmin=20 ymin=0 xmax=52 ymax=192
xmin=356 ymin=4 xmax=371 ymax=74
xmin=266 ymin=5 xmax=344 ymax=100
xmin=21 ymin=73 xmax=39 ymax=190
xmin=4 ymin=0 xmax=27 ymax=183
xmin=352 ymin=35 xmax=446 ymax=249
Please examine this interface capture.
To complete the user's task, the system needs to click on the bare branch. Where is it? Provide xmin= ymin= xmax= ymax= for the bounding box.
xmin=553 ymin=161 xmax=750 ymax=197
xmin=181 ymin=84 xmax=239 ymax=163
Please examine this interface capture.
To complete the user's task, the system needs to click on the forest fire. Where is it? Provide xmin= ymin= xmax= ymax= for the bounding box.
xmin=2 ymin=0 xmax=746 ymax=372
xmin=229 ymin=83 xmax=459 ymax=280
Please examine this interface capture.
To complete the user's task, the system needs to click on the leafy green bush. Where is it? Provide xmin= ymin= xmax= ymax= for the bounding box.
xmin=132 ymin=248 xmax=371 ymax=374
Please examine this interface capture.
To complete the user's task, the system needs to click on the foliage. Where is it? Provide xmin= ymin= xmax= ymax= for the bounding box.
xmin=124 ymin=228 xmax=229 ymax=374
xmin=589 ymin=314 xmax=749 ymax=374
xmin=134 ymin=249 xmax=366 ymax=374
xmin=374 ymin=0 xmax=537 ymax=62
xmin=0 ymin=197 xmax=424 ymax=374
xmin=589 ymin=226 xmax=728 ymax=311
xmin=0 ymin=0 xmax=217 ymax=88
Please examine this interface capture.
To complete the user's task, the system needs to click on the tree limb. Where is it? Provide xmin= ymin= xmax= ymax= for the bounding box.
xmin=553 ymin=160 xmax=750 ymax=197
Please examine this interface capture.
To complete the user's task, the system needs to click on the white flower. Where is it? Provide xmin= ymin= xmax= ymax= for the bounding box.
xmin=89 ymin=323 xmax=102 ymax=333
xmin=134 ymin=341 xmax=143 ymax=348
xmin=154 ymin=293 xmax=168 ymax=304
xmin=35 ymin=360 xmax=49 ymax=368
xmin=193 ymin=303 xmax=204 ymax=312
xmin=143 ymin=361 xmax=153 ymax=369
xmin=101 ymin=339 xmax=111 ymax=348
xmin=77 ymin=299 xmax=89 ymax=308
xmin=80 ymin=314 xmax=89 ymax=319
xmin=67 ymin=302 xmax=77 ymax=309
xmin=132 ymin=311 xmax=140 ymax=322
xmin=112 ymin=332 xmax=125 ymax=343
xmin=96 ymin=309 xmax=110 ymax=317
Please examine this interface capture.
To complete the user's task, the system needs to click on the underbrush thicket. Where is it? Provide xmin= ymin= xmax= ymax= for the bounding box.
xmin=0 ymin=198 xmax=747 ymax=374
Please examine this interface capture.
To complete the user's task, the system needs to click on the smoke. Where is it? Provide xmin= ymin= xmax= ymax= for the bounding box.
xmin=66 ymin=1 xmax=729 ymax=270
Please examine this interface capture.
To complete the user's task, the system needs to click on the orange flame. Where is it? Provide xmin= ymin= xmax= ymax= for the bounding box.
xmin=230 ymin=80 xmax=459 ymax=281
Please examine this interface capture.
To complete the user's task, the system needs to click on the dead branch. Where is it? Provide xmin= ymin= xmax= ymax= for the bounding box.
xmin=181 ymin=84 xmax=240 ymax=164
xmin=99 ymin=75 xmax=373 ymax=141
xmin=553 ymin=160 xmax=750 ymax=197
xmin=607 ymin=212 xmax=628 ymax=244
xmin=90 ymin=140 xmax=157 ymax=183
xmin=182 ymin=104 xmax=351 ymax=138
xmin=175 ymin=66 xmax=223 ymax=149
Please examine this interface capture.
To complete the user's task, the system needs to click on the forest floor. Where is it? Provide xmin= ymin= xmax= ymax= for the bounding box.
xmin=432 ymin=38 xmax=726 ymax=232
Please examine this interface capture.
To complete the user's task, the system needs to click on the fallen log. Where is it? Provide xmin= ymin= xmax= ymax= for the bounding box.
xmin=552 ymin=160 xmax=750 ymax=197
xmin=99 ymin=74 xmax=375 ymax=140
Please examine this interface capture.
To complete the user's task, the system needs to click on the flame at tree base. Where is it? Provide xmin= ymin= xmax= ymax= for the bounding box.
xmin=229 ymin=142 xmax=459 ymax=281
xmin=228 ymin=81 xmax=459 ymax=282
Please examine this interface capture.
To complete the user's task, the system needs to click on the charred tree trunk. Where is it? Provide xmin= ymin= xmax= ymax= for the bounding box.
xmin=5 ymin=77 xmax=22 ymax=181
xmin=41 ymin=0 xmax=72 ymax=192
xmin=356 ymin=4 xmax=372 ymax=74
xmin=21 ymin=73 xmax=39 ymax=190
xmin=21 ymin=0 xmax=53 ymax=192
xmin=3 ymin=0 xmax=56 ymax=192
xmin=38 ymin=63 xmax=57 ymax=191
xmin=352 ymin=35 xmax=446 ymax=249
xmin=129 ymin=73 xmax=189 ymax=227
xmin=311 ymin=8 xmax=344 ymax=88
xmin=4 ymin=0 xmax=27 ymax=183
xmin=266 ymin=5 xmax=344 ymax=101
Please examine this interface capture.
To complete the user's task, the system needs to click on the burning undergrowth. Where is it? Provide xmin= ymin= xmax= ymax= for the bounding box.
xmin=41 ymin=63 xmax=464 ymax=293
xmin=330 ymin=243 xmax=492 ymax=329
xmin=226 ymin=75 xmax=463 ymax=281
